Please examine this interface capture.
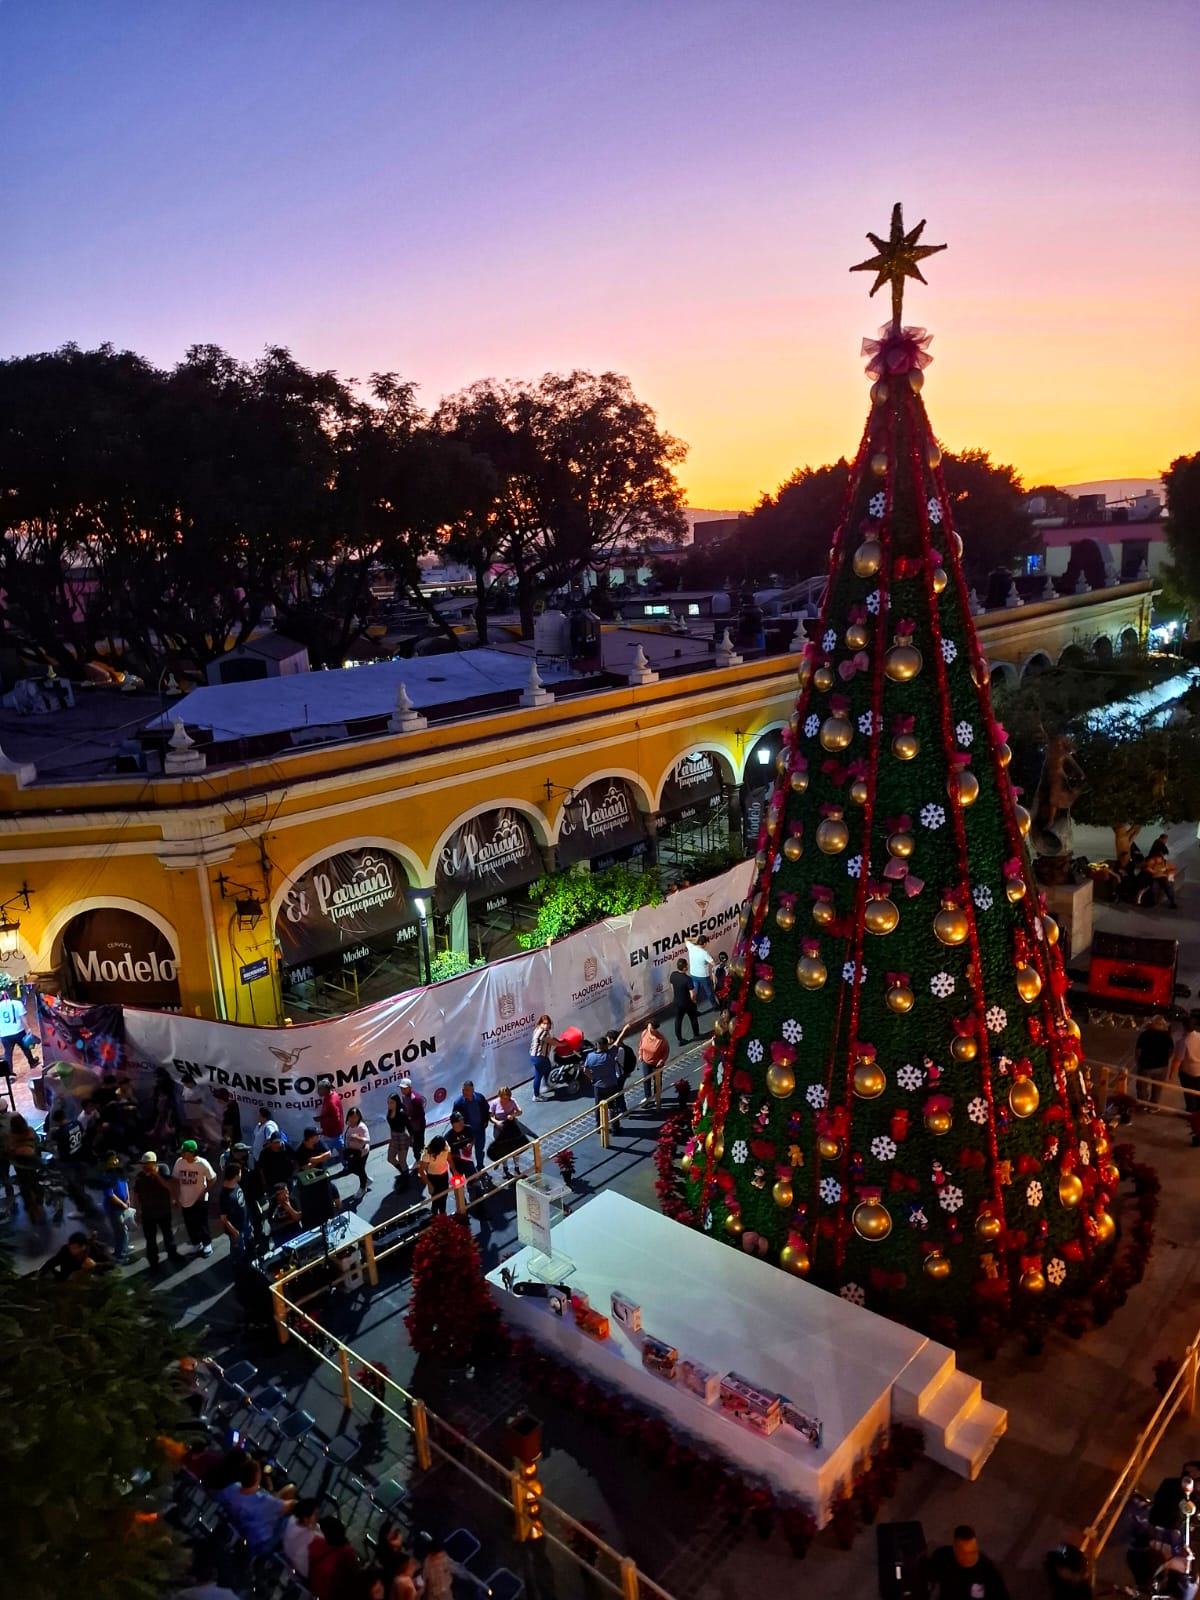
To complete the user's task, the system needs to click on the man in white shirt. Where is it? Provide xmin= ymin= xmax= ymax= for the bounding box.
xmin=685 ymin=936 xmax=716 ymax=1011
xmin=0 ymin=980 xmax=36 ymax=1074
xmin=250 ymin=1104 xmax=280 ymax=1167
xmin=282 ymin=1497 xmax=322 ymax=1577
xmin=171 ymin=1140 xmax=216 ymax=1256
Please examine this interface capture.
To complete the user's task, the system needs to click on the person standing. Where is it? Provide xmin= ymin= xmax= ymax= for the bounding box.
xmin=133 ymin=1151 xmax=180 ymax=1271
xmin=669 ymin=958 xmax=700 ymax=1044
xmin=928 ymin=1525 xmax=1010 ymax=1600
xmin=101 ymin=1153 xmax=132 ymax=1264
xmin=1141 ymin=834 xmax=1179 ymax=909
xmin=487 ymin=1085 xmax=526 ymax=1178
xmin=417 ymin=1137 xmax=452 ymax=1217
xmin=343 ymin=1106 xmax=371 ymax=1200
xmin=397 ymin=1078 xmax=426 ymax=1162
xmin=385 ymin=1093 xmax=414 ymax=1185
xmin=637 ymin=1018 xmax=671 ymax=1108
xmin=251 ymin=1105 xmax=280 ymax=1167
xmin=1173 ymin=1013 xmax=1200 ymax=1145
xmin=218 ymin=1165 xmax=255 ymax=1260
xmin=47 ymin=1105 xmax=93 ymax=1218
xmin=712 ymin=950 xmax=729 ymax=1002
xmin=257 ymin=1129 xmax=295 ymax=1196
xmin=529 ymin=1014 xmax=555 ymax=1101
xmin=585 ymin=1025 xmax=631 ymax=1131
xmin=1134 ymin=1015 xmax=1174 ymax=1107
xmin=172 ymin=1139 xmax=217 ymax=1257
xmin=452 ymin=1080 xmax=490 ymax=1170
xmin=685 ymin=936 xmax=717 ymax=1011
xmin=317 ymin=1078 xmax=345 ymax=1153
xmin=0 ymin=978 xmax=36 ymax=1077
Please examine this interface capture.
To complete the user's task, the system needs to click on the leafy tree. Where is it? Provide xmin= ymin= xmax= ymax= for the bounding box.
xmin=737 ymin=459 xmax=853 ymax=582
xmin=0 ymin=1263 xmax=192 ymax=1599
xmin=1164 ymin=452 xmax=1200 ymax=609
xmin=518 ymin=862 xmax=663 ymax=947
xmin=938 ymin=447 xmax=1035 ymax=581
xmin=437 ymin=370 xmax=688 ymax=637
xmin=1071 ymin=716 xmax=1200 ymax=857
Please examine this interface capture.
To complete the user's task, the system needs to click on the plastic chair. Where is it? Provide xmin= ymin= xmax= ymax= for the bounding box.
xmin=444 ymin=1527 xmax=481 ymax=1566
xmin=251 ymin=1382 xmax=288 ymax=1416
xmin=485 ymin=1570 xmax=524 ymax=1600
xmin=324 ymin=1433 xmax=360 ymax=1466
xmin=224 ymin=1359 xmax=259 ymax=1388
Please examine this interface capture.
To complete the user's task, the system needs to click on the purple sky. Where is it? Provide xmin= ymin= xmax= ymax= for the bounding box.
xmin=3 ymin=1 xmax=1198 ymax=504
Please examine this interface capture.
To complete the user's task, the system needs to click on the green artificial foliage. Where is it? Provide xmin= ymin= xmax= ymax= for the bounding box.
xmin=429 ymin=949 xmax=487 ymax=984
xmin=518 ymin=863 xmax=663 ymax=947
xmin=0 ymin=1265 xmax=192 ymax=1600
xmin=685 ymin=330 xmax=1115 ymax=1333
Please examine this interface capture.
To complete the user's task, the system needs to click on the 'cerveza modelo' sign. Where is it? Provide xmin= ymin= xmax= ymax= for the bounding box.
xmin=61 ymin=907 xmax=182 ymax=1010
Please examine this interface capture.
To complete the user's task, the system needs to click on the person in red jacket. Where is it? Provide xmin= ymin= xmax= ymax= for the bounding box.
xmin=317 ymin=1078 xmax=345 ymax=1152
xmin=307 ymin=1515 xmax=359 ymax=1599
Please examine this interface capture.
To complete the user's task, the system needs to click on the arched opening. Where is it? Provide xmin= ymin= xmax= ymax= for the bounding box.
xmin=1021 ymin=651 xmax=1053 ymax=681
xmin=55 ymin=906 xmax=181 ymax=1011
xmin=988 ymin=661 xmax=1019 ymax=690
xmin=1120 ymin=626 xmax=1140 ymax=656
xmin=554 ymin=774 xmax=656 ymax=874
xmin=1057 ymin=643 xmax=1090 ymax=671
xmin=434 ymin=802 xmax=550 ymax=967
xmin=741 ymin=728 xmax=787 ymax=853
xmin=1062 ymin=538 xmax=1111 ymax=594
xmin=1093 ymin=635 xmax=1114 ymax=666
xmin=654 ymin=747 xmax=740 ymax=883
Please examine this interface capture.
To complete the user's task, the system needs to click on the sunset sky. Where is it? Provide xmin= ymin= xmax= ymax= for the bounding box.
xmin=2 ymin=2 xmax=1197 ymax=509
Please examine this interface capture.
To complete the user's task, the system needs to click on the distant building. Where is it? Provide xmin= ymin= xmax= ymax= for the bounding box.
xmin=693 ymin=514 xmax=748 ymax=548
xmin=205 ymin=632 xmax=309 ymax=686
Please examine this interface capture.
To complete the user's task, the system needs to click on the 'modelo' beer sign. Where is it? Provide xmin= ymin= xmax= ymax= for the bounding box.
xmin=62 ymin=907 xmax=182 ymax=1010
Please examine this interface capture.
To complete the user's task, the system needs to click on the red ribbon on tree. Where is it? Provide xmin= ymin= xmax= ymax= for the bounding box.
xmin=888 ymin=1171 xmax=919 ymax=1194
xmin=861 ymin=322 xmax=934 ymax=379
xmin=812 ymin=886 xmax=833 ymax=905
xmin=885 ymin=971 xmax=910 ymax=986
xmin=886 ymin=814 xmax=913 ymax=832
xmin=892 ymin=715 xmax=915 ymax=735
xmin=870 ymin=1267 xmax=906 ymax=1292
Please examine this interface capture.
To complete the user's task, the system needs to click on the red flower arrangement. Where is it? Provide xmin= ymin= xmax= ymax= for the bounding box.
xmin=554 ymin=1148 xmax=577 ymax=1185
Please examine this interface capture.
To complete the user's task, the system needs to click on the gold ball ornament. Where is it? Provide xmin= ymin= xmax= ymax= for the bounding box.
xmin=775 ymin=904 xmax=796 ymax=932
xmin=909 ymin=369 xmax=924 ymax=393
xmin=852 ymin=1058 xmax=887 ymax=1099
xmin=853 ymin=539 xmax=882 ymax=578
xmin=931 ymin=564 xmax=948 ymax=595
xmin=780 ymin=1235 xmax=811 ymax=1276
xmin=853 ymin=1197 xmax=893 ymax=1241
xmin=679 ymin=1149 xmax=692 ymax=1172
xmin=975 ymin=1210 xmax=1002 ymax=1242
xmin=797 ymin=952 xmax=828 ymax=990
xmin=1014 ymin=804 xmax=1032 ymax=839
xmin=1094 ymin=1133 xmax=1110 ymax=1158
xmin=713 ymin=1010 xmax=730 ymax=1038
xmin=870 ymin=380 xmax=889 ymax=405
xmin=1005 ymin=876 xmax=1026 ymax=904
xmin=924 ymin=1251 xmax=951 ymax=1280
xmin=754 ymin=974 xmax=775 ymax=1003
xmin=773 ymin=1176 xmax=794 ymax=1209
xmin=1015 ymin=963 xmax=1043 ymax=1004
xmin=1044 ymin=915 xmax=1060 ymax=947
xmin=849 ymin=777 xmax=870 ymax=807
xmin=820 ymin=715 xmax=853 ymax=753
xmin=725 ymin=1210 xmax=744 ymax=1237
xmin=755 ymin=851 xmax=768 ymax=872
xmin=766 ymin=1061 xmax=795 ymax=1099
xmin=863 ymin=894 xmax=900 ymax=936
xmin=947 ymin=769 xmax=980 ymax=808
xmin=996 ymin=742 xmax=1013 ymax=769
xmin=1094 ymin=1210 xmax=1116 ymax=1246
xmin=884 ymin=638 xmax=923 ymax=683
xmin=816 ymin=811 xmax=850 ymax=853
xmin=783 ymin=835 xmax=804 ymax=863
xmin=846 ymin=621 xmax=870 ymax=650
xmin=933 ymin=898 xmax=970 ymax=946
xmin=790 ymin=768 xmax=810 ymax=795
xmin=1008 ymin=1073 xmax=1040 ymax=1119
xmin=776 ymin=751 xmax=790 ymax=777
xmin=1020 ymin=1265 xmax=1047 ymax=1294
xmin=1058 ymin=1171 xmax=1084 ymax=1209
xmin=887 ymin=830 xmax=915 ymax=859
xmin=892 ymin=731 xmax=921 ymax=761
xmin=811 ymin=899 xmax=835 ymax=929
xmin=813 ymin=665 xmax=835 ymax=692
xmin=706 ymin=1130 xmax=725 ymax=1161
xmin=886 ymin=979 xmax=915 ymax=1014
xmin=951 ymin=530 xmax=963 ymax=556
xmin=870 ymin=451 xmax=888 ymax=478
xmin=924 ymin=1103 xmax=953 ymax=1137
xmin=1064 ymin=1017 xmax=1082 ymax=1041
xmin=817 ymin=1133 xmax=842 ymax=1161
xmin=926 ymin=443 xmax=942 ymax=470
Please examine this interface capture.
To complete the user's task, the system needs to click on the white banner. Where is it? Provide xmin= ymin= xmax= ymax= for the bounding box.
xmin=122 ymin=863 xmax=753 ymax=1143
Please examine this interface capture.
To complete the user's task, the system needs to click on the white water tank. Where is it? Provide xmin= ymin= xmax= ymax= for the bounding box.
xmin=535 ymin=609 xmax=570 ymax=657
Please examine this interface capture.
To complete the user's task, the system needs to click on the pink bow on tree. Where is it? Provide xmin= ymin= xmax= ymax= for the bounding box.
xmin=861 ymin=323 xmax=935 ymax=379
xmin=838 ymin=651 xmax=870 ymax=681
xmin=883 ymin=858 xmax=925 ymax=896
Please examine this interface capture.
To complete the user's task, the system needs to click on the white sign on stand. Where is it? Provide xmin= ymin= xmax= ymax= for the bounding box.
xmin=516 ymin=1175 xmax=576 ymax=1283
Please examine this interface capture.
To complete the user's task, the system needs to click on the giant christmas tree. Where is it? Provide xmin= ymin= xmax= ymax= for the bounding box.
xmin=685 ymin=205 xmax=1117 ymax=1330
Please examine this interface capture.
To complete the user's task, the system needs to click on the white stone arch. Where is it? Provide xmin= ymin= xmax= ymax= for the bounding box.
xmin=547 ymin=768 xmax=657 ymax=844
xmin=39 ymin=896 xmax=181 ymax=973
xmin=268 ymin=835 xmax=427 ymax=928
xmin=428 ymin=796 xmax=553 ymax=881
xmin=1019 ymin=650 xmax=1053 ymax=681
xmin=1092 ymin=633 xmax=1115 ymax=665
xmin=651 ymin=743 xmax=738 ymax=809
xmin=1057 ymin=641 xmax=1090 ymax=669
xmin=737 ymin=721 xmax=789 ymax=784
xmin=988 ymin=661 xmax=1019 ymax=689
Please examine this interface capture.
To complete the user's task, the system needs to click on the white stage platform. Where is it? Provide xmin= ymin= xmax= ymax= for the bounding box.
xmin=487 ymin=1193 xmax=1005 ymax=1523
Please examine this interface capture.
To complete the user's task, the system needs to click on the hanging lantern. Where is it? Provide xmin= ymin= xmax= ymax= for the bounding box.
xmin=1015 ymin=963 xmax=1043 ymax=1004
xmin=1014 ymin=804 xmax=1032 ymax=838
xmin=1044 ymin=915 xmax=1060 ymax=947
xmin=887 ymin=829 xmax=915 ymax=859
xmin=924 ymin=1251 xmax=951 ymax=1280
xmin=849 ymin=776 xmax=869 ymax=807
xmin=853 ymin=538 xmax=882 ymax=578
xmin=975 ymin=1209 xmax=1002 ymax=1242
xmin=931 ymin=563 xmax=948 ymax=595
xmin=886 ymin=974 xmax=915 ymax=1013
xmin=773 ymin=1170 xmax=795 ymax=1209
xmin=1009 ymin=1070 xmax=1039 ymax=1119
xmin=816 ymin=808 xmax=850 ymax=854
xmin=846 ymin=621 xmax=870 ymax=650
xmin=1020 ymin=1263 xmax=1046 ymax=1294
xmin=884 ymin=628 xmax=923 ymax=683
xmin=1005 ymin=876 xmax=1026 ymax=903
xmin=924 ymin=1096 xmax=953 ymax=1136
xmin=863 ymin=888 xmax=900 ymax=936
xmin=813 ymin=664 xmax=835 ymax=692
xmin=1094 ymin=1210 xmax=1116 ymax=1246
xmin=996 ymin=742 xmax=1013 ymax=768
xmin=817 ymin=1133 xmax=842 ymax=1161
xmin=947 ymin=767 xmax=980 ymax=808
xmin=934 ymin=896 xmax=970 ymax=946
xmin=820 ymin=714 xmax=853 ymax=752
xmin=950 ymin=1032 xmax=978 ymax=1063
xmin=1058 ymin=1171 xmax=1083 ymax=1209
xmin=852 ymin=1050 xmax=886 ymax=1099
xmin=790 ymin=766 xmax=810 ymax=795
xmin=780 ymin=1232 xmax=811 ymax=1275
xmin=796 ymin=943 xmax=827 ymax=990
xmin=853 ymin=1192 xmax=893 ymax=1241
xmin=870 ymin=451 xmax=888 ymax=478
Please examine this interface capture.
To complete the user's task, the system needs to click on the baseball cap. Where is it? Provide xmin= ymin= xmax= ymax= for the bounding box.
xmin=266 ymin=1128 xmax=282 ymax=1141
xmin=180 ymin=1139 xmax=199 ymax=1153
xmin=232 ymin=1142 xmax=250 ymax=1153
xmin=141 ymin=1151 xmax=158 ymax=1165
xmin=398 ymin=1077 xmax=413 ymax=1089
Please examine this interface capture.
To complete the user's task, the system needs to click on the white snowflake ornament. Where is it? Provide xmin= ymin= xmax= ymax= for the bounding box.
xmin=703 ymin=1208 xmax=713 ymax=1231
xmin=927 ymin=497 xmax=943 ymax=525
xmin=868 ymin=491 xmax=886 ymax=519
xmin=930 ymin=971 xmax=955 ymax=999
xmin=804 ymin=713 xmax=820 ymax=739
xmin=822 ymin=628 xmax=837 ymax=653
xmin=731 ymin=1140 xmax=749 ymax=1166
xmin=842 ymin=959 xmax=867 ymax=984
xmin=806 ymin=1084 xmax=827 ymax=1110
xmin=746 ymin=1039 xmax=764 ymax=1064
xmin=920 ymin=803 xmax=946 ymax=830
xmin=1047 ymin=1258 xmax=1066 ymax=1287
xmin=973 ymin=884 xmax=994 ymax=912
xmin=858 ymin=710 xmax=877 ymax=735
xmin=782 ymin=1018 xmax=803 ymax=1044
xmin=955 ymin=720 xmax=974 ymax=746
xmin=897 ymin=1062 xmax=924 ymax=1092
xmin=847 ymin=855 xmax=863 ymax=879
xmin=1026 ymin=1180 xmax=1044 ymax=1207
xmin=870 ymin=1135 xmax=897 ymax=1161
xmin=941 ymin=638 xmax=957 ymax=664
xmin=756 ymin=934 xmax=771 ymax=959
xmin=939 ymin=1185 xmax=964 ymax=1214
xmin=985 ymin=1006 xmax=1008 ymax=1035
xmin=715 ymin=1062 xmax=725 ymax=1087
xmin=819 ymin=1176 xmax=842 ymax=1204
xmin=840 ymin=1282 xmax=866 ymax=1307
xmin=967 ymin=1097 xmax=988 ymax=1125
xmin=865 ymin=589 xmax=881 ymax=615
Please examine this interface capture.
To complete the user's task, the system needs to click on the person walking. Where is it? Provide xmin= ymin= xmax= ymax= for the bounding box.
xmin=685 ymin=935 xmax=717 ymax=1011
xmin=397 ymin=1078 xmax=426 ymax=1162
xmin=101 ymin=1153 xmax=132 ymax=1264
xmin=172 ymin=1139 xmax=217 ymax=1257
xmin=928 ymin=1525 xmax=1010 ymax=1600
xmin=637 ymin=1018 xmax=671 ymax=1108
xmin=487 ymin=1085 xmax=526 ymax=1178
xmin=1134 ymin=1015 xmax=1174 ymax=1107
xmin=1173 ymin=1012 xmax=1200 ymax=1146
xmin=133 ymin=1151 xmax=180 ymax=1271
xmin=250 ymin=1105 xmax=280 ymax=1167
xmin=669 ymin=958 xmax=701 ymax=1044
xmin=317 ymin=1078 xmax=345 ymax=1154
xmin=0 ymin=978 xmax=36 ymax=1077
xmin=585 ymin=1025 xmax=631 ymax=1131
xmin=343 ymin=1106 xmax=372 ymax=1200
xmin=385 ymin=1093 xmax=414 ymax=1185
xmin=529 ymin=1014 xmax=555 ymax=1101
xmin=452 ymin=1080 xmax=490 ymax=1170
xmin=47 ymin=1105 xmax=93 ymax=1218
xmin=417 ymin=1137 xmax=452 ymax=1216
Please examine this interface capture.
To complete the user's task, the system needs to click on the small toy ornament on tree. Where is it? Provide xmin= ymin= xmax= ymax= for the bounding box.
xmin=682 ymin=204 xmax=1115 ymax=1332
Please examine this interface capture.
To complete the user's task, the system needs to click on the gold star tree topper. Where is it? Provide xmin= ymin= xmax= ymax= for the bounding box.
xmin=850 ymin=202 xmax=946 ymax=328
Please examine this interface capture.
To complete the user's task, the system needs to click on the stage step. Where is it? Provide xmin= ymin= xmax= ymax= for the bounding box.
xmin=918 ymin=1365 xmax=1007 ymax=1480
xmin=892 ymin=1341 xmax=957 ymax=1421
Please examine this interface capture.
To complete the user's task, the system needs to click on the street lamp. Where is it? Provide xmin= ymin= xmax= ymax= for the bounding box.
xmin=215 ymin=874 xmax=263 ymax=931
xmin=0 ymin=884 xmax=33 ymax=959
xmin=405 ymin=887 xmax=435 ymax=986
